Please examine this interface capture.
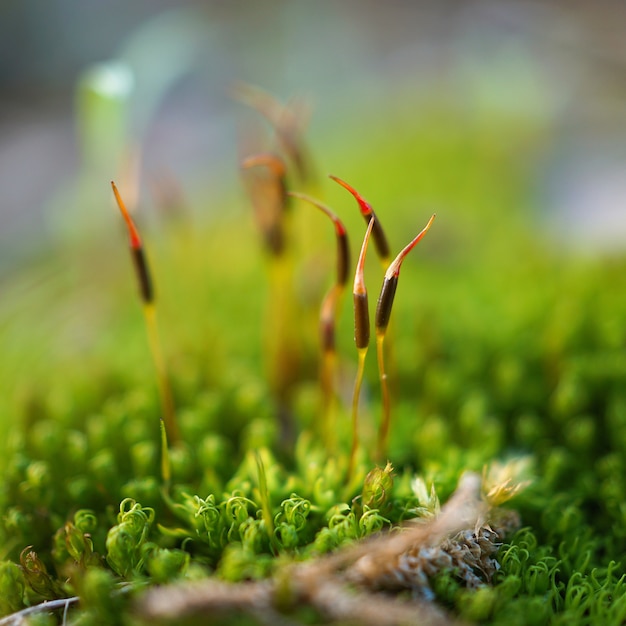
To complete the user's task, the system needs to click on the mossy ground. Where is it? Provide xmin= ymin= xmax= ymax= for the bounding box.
xmin=1 ymin=101 xmax=626 ymax=625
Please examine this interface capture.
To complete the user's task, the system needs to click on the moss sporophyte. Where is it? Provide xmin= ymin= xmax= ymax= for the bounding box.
xmin=4 ymin=83 xmax=625 ymax=626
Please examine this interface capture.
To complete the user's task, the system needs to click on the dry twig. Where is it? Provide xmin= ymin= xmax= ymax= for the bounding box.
xmin=137 ymin=472 xmax=517 ymax=625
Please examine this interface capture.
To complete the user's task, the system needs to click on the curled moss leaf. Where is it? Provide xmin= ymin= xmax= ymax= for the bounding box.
xmin=194 ymin=495 xmax=221 ymax=542
xmin=73 ymin=510 xmax=98 ymax=535
xmin=276 ymin=495 xmax=312 ymax=532
xmin=52 ymin=517 xmax=101 ymax=576
xmin=358 ymin=508 xmax=389 ymax=536
xmin=274 ymin=523 xmax=300 ymax=550
xmin=105 ymin=499 xmax=154 ymax=577
xmin=221 ymin=495 xmax=257 ymax=543
xmin=361 ymin=462 xmax=394 ymax=511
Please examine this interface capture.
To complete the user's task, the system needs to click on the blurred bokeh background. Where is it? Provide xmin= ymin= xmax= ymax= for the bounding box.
xmin=2 ymin=0 xmax=626 ymax=273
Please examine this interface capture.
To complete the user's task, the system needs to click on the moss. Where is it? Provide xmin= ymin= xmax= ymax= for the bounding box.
xmin=1 ymin=89 xmax=626 ymax=625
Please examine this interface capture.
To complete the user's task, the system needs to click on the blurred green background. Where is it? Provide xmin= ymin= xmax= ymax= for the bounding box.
xmin=2 ymin=0 xmax=626 ymax=255
xmin=2 ymin=4 xmax=626 ymax=622
xmin=2 ymin=0 xmax=626 ymax=457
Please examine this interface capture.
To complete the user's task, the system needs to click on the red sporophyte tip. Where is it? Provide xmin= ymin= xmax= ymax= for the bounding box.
xmin=385 ymin=214 xmax=436 ymax=279
xmin=328 ymin=174 xmax=374 ymax=217
xmin=330 ymin=175 xmax=390 ymax=263
xmin=111 ymin=180 xmax=142 ymax=250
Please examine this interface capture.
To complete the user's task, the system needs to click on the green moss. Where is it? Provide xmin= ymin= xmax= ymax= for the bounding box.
xmin=1 ymin=89 xmax=626 ymax=625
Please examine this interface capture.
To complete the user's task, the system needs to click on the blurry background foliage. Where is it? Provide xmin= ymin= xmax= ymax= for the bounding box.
xmin=2 ymin=1 xmax=626 ymax=623
xmin=1 ymin=0 xmax=625 ymax=424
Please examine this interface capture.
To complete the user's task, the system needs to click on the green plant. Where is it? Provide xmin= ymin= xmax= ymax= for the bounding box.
xmin=111 ymin=180 xmax=179 ymax=447
xmin=1 ymin=81 xmax=626 ymax=626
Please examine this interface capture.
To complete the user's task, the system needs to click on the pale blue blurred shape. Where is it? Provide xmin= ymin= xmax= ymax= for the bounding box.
xmin=116 ymin=7 xmax=211 ymax=139
xmin=48 ymin=8 xmax=213 ymax=241
xmin=77 ymin=61 xmax=135 ymax=170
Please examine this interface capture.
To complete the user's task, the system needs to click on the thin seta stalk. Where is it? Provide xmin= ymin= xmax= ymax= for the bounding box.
xmin=288 ymin=191 xmax=350 ymax=450
xmin=111 ymin=181 xmax=180 ymax=458
xmin=348 ymin=217 xmax=375 ymax=481
xmin=160 ymin=419 xmax=171 ymax=487
xmin=331 ymin=175 xmax=397 ymax=431
xmin=240 ymin=154 xmax=299 ymax=448
xmin=374 ymin=214 xmax=436 ymax=462
xmin=254 ymin=451 xmax=280 ymax=554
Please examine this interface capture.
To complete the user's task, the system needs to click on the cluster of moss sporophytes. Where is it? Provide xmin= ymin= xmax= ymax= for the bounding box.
xmin=2 ymin=85 xmax=626 ymax=625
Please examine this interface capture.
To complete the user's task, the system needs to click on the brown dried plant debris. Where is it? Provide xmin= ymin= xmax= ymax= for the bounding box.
xmin=136 ymin=472 xmax=521 ymax=626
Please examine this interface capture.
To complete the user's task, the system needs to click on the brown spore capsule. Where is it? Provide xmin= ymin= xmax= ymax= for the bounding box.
xmin=336 ymin=228 xmax=350 ymax=288
xmin=131 ymin=247 xmax=154 ymax=304
xmin=241 ymin=153 xmax=289 ymax=257
xmin=111 ymin=181 xmax=154 ymax=304
xmin=321 ymin=314 xmax=335 ymax=353
xmin=353 ymin=291 xmax=370 ymax=350
xmin=375 ymin=275 xmax=398 ymax=334
xmin=352 ymin=217 xmax=375 ymax=350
